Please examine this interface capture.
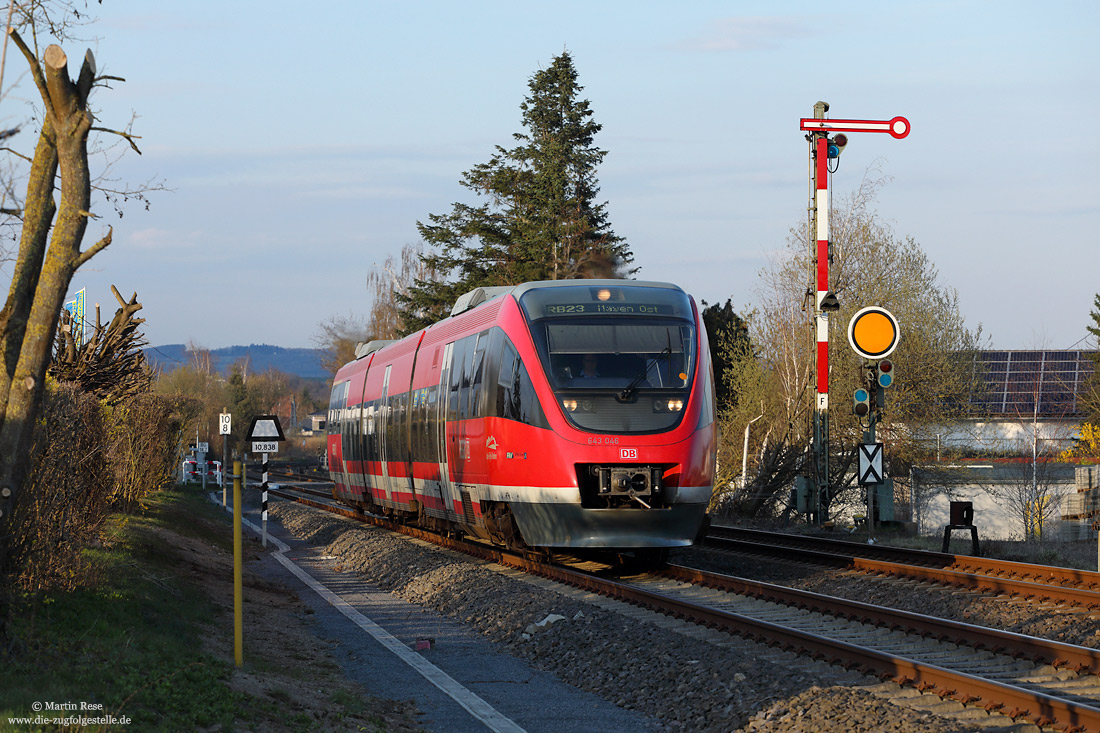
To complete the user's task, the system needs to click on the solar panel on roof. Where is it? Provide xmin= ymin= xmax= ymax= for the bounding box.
xmin=966 ymin=349 xmax=1097 ymax=417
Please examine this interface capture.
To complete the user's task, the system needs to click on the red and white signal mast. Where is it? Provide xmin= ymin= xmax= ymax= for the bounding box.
xmin=799 ymin=102 xmax=909 ymax=524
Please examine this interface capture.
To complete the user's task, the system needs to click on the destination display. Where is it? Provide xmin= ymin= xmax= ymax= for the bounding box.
xmin=544 ymin=302 xmax=675 ymax=316
xmin=519 ymin=283 xmax=695 ymax=322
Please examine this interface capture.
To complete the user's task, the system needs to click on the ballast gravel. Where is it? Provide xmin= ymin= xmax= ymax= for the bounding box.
xmin=267 ymin=502 xmax=992 ymax=732
xmin=679 ymin=544 xmax=1100 ymax=650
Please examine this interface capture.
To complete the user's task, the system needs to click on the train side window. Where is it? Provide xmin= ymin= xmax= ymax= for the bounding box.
xmin=400 ymin=392 xmax=410 ymax=461
xmin=413 ymin=386 xmax=439 ymax=464
xmin=494 ymin=335 xmax=548 ymax=428
xmin=468 ymin=330 xmax=488 ymax=419
xmin=371 ymin=400 xmax=381 ymax=462
xmin=342 ymin=402 xmax=354 ymax=463
xmin=385 ymin=392 xmax=407 ymax=463
xmin=383 ymin=395 xmax=394 ymax=462
xmin=497 ymin=340 xmax=519 ymax=421
xmin=450 ymin=334 xmax=485 ymax=422
xmin=449 ymin=337 xmax=471 ymax=423
xmin=426 ymin=386 xmax=440 ymax=462
xmin=409 ymin=389 xmax=422 ymax=463
xmin=393 ymin=394 xmax=402 ymax=462
xmin=348 ymin=404 xmax=358 ymax=463
xmin=513 ymin=362 xmax=542 ymax=426
xmin=363 ymin=403 xmax=376 ymax=464
xmin=328 ymin=381 xmax=348 ymax=437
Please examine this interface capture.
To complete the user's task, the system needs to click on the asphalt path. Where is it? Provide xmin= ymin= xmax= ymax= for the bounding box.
xmin=213 ymin=490 xmax=658 ymax=732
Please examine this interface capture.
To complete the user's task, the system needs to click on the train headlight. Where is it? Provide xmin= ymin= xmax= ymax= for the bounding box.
xmin=562 ymin=399 xmax=578 ymax=412
xmin=653 ymin=398 xmax=684 ymax=413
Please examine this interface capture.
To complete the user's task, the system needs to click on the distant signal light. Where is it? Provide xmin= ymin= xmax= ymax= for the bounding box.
xmin=828 ymin=133 xmax=848 ymax=158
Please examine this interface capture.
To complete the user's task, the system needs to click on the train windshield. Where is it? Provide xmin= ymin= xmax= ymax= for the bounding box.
xmin=520 ymin=285 xmax=697 ymax=433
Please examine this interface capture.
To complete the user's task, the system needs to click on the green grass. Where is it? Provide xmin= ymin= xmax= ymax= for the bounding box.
xmin=1 ymin=485 xmax=422 ymax=732
xmin=0 ymin=486 xmax=245 ymax=731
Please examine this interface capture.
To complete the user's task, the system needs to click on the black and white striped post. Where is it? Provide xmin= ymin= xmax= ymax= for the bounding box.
xmin=261 ymin=453 xmax=269 ymax=547
xmin=245 ymin=414 xmax=287 ymax=551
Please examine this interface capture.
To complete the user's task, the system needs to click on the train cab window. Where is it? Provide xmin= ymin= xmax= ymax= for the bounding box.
xmin=539 ymin=323 xmax=696 ymax=391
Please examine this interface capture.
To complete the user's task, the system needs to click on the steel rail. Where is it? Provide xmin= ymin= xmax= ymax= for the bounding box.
xmin=662 ymin=563 xmax=1100 ymax=676
xmin=710 ymin=525 xmax=1100 ymax=591
xmin=703 ymin=534 xmax=1100 ymax=609
xmin=258 ymin=467 xmax=334 ymax=487
xmin=494 ymin=555 xmax=1100 ymax=731
xmin=265 ymin=487 xmax=1100 ymax=731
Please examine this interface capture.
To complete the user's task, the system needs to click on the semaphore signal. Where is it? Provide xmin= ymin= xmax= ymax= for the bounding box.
xmin=800 ymin=102 xmax=908 ymax=525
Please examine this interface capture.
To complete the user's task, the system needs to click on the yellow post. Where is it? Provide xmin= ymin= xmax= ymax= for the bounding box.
xmin=233 ymin=460 xmax=243 ymax=667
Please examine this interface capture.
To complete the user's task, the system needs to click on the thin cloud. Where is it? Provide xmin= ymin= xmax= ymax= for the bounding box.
xmin=128 ymin=227 xmax=183 ymax=249
xmin=675 ymin=16 xmax=818 ymax=52
xmin=296 ymin=186 xmax=429 ymax=200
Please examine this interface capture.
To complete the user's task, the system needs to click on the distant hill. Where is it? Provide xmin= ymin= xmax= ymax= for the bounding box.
xmin=145 ymin=344 xmax=330 ymax=380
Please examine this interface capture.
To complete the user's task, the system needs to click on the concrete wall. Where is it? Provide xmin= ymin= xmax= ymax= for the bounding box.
xmin=923 ymin=418 xmax=1080 ymax=455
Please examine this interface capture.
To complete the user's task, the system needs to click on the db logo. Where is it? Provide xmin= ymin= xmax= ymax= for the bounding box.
xmin=620 ymin=448 xmax=637 ymax=460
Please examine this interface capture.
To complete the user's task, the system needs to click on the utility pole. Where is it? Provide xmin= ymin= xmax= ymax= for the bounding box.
xmin=798 ymin=103 xmax=909 ymax=525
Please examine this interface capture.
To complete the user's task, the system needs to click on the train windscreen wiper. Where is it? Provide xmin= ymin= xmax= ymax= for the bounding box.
xmin=618 ymin=346 xmax=671 ymax=402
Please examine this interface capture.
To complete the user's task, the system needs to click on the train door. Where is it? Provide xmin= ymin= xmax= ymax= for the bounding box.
xmin=435 ymin=342 xmax=459 ymax=518
xmin=458 ymin=332 xmax=489 ymax=489
xmin=378 ymin=364 xmax=392 ymax=503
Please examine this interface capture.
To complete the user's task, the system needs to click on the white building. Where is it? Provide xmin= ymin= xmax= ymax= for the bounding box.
xmin=911 ymin=350 xmax=1096 ymax=541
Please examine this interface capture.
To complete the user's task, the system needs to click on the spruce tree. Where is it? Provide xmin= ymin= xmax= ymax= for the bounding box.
xmin=1088 ymin=293 xmax=1100 ymax=345
xmin=399 ymin=52 xmax=633 ymax=333
xmin=701 ymin=299 xmax=750 ymax=408
xmin=1081 ymin=292 xmax=1100 ymax=424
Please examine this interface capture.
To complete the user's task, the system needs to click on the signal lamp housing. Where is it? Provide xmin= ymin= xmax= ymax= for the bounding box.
xmin=877 ymin=360 xmax=894 ymax=388
xmin=827 ymin=133 xmax=848 ymax=158
xmin=853 ymin=388 xmax=871 ymax=416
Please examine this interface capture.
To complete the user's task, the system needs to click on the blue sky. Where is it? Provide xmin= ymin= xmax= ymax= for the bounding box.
xmin=1 ymin=1 xmax=1097 ymax=350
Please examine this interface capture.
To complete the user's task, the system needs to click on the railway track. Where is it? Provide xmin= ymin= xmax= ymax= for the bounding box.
xmin=705 ymin=525 xmax=1100 ymax=610
xmin=262 ymin=484 xmax=1100 ymax=731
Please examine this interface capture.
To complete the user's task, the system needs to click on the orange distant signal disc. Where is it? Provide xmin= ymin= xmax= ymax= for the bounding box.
xmin=847 ymin=307 xmax=899 ymax=359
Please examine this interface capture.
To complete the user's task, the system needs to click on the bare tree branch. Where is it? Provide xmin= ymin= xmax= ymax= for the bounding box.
xmin=90 ymin=125 xmax=140 ymax=154
xmin=0 ymin=146 xmax=32 ymax=163
xmin=73 ymin=225 xmax=110 ymax=269
xmin=7 ymin=28 xmax=50 ymax=111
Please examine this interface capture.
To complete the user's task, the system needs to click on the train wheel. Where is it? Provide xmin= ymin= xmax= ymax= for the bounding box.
xmin=485 ymin=502 xmax=527 ymax=551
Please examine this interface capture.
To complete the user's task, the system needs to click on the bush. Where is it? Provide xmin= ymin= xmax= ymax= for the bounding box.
xmin=4 ymin=383 xmax=112 ymax=592
xmin=1 ymin=383 xmax=201 ymax=593
xmin=106 ymin=393 xmax=202 ymax=512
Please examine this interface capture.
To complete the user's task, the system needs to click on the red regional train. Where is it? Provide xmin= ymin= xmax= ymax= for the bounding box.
xmin=326 ymin=279 xmax=716 ymax=560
